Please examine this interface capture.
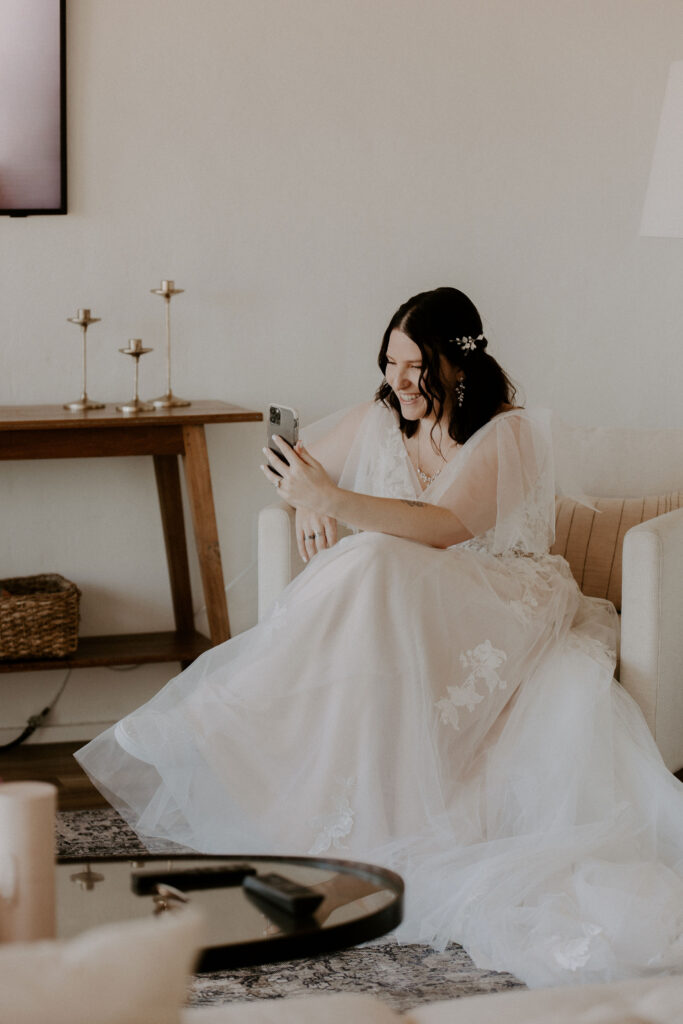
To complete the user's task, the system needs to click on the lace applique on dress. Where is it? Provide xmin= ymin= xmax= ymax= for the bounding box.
xmin=307 ymin=776 xmax=355 ymax=855
xmin=372 ymin=410 xmax=418 ymax=498
xmin=506 ymin=555 xmax=544 ymax=623
xmin=436 ymin=640 xmax=508 ymax=730
xmin=460 ymin=468 xmax=554 ymax=557
xmin=564 ymin=630 xmax=616 ymax=673
xmin=352 ymin=403 xmax=420 ymax=501
xmin=551 ymin=923 xmax=604 ymax=971
xmin=459 ymin=531 xmax=496 ymax=555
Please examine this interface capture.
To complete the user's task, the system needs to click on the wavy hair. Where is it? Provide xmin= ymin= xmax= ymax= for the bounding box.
xmin=375 ymin=287 xmax=518 ymax=446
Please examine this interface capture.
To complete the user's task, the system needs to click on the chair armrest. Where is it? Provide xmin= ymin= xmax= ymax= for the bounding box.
xmin=620 ymin=506 xmax=683 ymax=773
xmin=257 ymin=502 xmax=299 ymax=621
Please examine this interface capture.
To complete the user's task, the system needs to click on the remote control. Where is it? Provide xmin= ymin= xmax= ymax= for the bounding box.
xmin=242 ymin=872 xmax=324 ymax=916
xmin=131 ymin=863 xmax=256 ymax=895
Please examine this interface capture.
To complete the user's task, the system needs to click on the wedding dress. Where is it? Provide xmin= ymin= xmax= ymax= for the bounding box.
xmin=75 ymin=404 xmax=683 ymax=988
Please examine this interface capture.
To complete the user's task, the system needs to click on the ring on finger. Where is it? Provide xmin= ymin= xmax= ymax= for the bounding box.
xmin=315 ymin=531 xmax=324 ymax=538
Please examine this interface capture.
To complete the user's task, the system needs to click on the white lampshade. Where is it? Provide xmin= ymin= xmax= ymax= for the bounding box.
xmin=641 ymin=61 xmax=683 ymax=237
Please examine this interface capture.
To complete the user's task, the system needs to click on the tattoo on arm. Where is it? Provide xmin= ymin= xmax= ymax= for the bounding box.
xmin=401 ymin=499 xmax=426 ymax=508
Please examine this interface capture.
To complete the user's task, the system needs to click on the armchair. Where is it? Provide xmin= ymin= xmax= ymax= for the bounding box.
xmin=258 ymin=422 xmax=683 ymax=773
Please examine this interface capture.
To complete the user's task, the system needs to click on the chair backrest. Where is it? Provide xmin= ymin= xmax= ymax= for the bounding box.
xmin=553 ymin=422 xmax=683 ymax=497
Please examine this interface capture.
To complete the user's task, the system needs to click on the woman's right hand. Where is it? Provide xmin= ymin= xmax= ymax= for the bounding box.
xmin=295 ymin=507 xmax=338 ymax=562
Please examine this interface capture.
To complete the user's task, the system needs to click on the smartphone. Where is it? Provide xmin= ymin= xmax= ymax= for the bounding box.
xmin=267 ymin=404 xmax=299 ymax=475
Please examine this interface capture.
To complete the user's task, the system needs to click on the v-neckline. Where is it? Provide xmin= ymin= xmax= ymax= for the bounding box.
xmin=398 ymin=430 xmax=450 ymax=497
xmin=394 ymin=407 xmax=525 ymax=497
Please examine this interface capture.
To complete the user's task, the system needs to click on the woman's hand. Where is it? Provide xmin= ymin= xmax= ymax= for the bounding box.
xmin=295 ymin=507 xmax=338 ymax=561
xmin=261 ymin=438 xmax=339 ymax=561
xmin=261 ymin=437 xmax=337 ymax=510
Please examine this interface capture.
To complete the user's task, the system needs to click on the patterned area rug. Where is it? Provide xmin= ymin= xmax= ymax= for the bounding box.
xmin=57 ymin=808 xmax=525 ymax=1013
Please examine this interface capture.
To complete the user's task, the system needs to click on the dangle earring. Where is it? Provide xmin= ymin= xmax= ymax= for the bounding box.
xmin=455 ymin=379 xmax=466 ymax=408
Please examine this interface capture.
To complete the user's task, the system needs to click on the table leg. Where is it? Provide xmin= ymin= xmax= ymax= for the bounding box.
xmin=181 ymin=425 xmax=231 ymax=644
xmin=153 ymin=454 xmax=195 ymax=637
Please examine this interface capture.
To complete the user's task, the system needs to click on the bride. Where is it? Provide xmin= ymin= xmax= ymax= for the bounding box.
xmin=76 ymin=286 xmax=683 ymax=988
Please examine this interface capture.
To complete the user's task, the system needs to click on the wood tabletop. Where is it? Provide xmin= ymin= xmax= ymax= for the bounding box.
xmin=0 ymin=401 xmax=263 ymax=431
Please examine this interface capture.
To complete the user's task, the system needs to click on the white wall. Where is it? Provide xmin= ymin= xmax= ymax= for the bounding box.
xmin=2 ymin=0 xmax=683 ymax=742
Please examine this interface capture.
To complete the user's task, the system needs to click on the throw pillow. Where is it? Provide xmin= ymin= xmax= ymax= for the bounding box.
xmin=0 ymin=907 xmax=203 ymax=1024
xmin=552 ymin=493 xmax=683 ymax=611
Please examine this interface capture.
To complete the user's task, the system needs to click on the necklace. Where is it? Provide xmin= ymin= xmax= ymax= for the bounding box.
xmin=416 ymin=464 xmax=441 ymax=485
xmin=416 ymin=427 xmax=443 ymax=486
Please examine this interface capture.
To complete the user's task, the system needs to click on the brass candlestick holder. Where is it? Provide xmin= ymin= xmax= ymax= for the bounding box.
xmin=64 ymin=309 xmax=104 ymax=411
xmin=69 ymin=864 xmax=105 ymax=891
xmin=117 ymin=339 xmax=154 ymax=414
xmin=150 ymin=279 xmax=191 ymax=408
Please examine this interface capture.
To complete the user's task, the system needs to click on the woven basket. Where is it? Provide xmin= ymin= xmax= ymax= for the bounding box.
xmin=0 ymin=574 xmax=80 ymax=660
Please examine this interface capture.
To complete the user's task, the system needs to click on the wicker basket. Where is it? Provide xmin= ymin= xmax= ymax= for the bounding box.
xmin=0 ymin=574 xmax=80 ymax=660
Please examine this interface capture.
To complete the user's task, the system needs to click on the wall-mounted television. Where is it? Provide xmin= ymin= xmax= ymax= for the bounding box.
xmin=0 ymin=0 xmax=66 ymax=216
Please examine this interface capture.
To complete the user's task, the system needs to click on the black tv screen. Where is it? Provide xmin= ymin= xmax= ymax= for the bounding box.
xmin=0 ymin=0 xmax=66 ymax=215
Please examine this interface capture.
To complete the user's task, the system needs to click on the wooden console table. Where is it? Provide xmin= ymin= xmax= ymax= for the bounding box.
xmin=0 ymin=401 xmax=262 ymax=674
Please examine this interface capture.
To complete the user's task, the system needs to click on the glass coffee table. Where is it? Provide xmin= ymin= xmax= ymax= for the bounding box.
xmin=57 ymin=853 xmax=404 ymax=970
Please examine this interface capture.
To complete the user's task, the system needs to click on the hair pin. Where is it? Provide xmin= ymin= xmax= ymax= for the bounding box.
xmin=451 ymin=334 xmax=485 ymax=352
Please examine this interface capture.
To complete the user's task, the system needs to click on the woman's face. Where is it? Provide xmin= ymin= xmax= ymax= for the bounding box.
xmin=385 ymin=329 xmax=436 ymax=421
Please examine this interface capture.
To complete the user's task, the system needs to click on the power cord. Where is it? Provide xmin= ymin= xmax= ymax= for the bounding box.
xmin=1 ymin=560 xmax=256 ymax=749
xmin=0 ymin=668 xmax=71 ymax=751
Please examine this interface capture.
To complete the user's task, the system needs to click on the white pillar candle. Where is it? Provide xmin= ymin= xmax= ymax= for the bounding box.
xmin=128 ymin=338 xmax=143 ymax=352
xmin=0 ymin=781 xmax=56 ymax=943
xmin=77 ymin=309 xmax=90 ymax=321
xmin=161 ymin=280 xmax=174 ymax=292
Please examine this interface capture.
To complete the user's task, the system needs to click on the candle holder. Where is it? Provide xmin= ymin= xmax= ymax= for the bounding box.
xmin=150 ymin=279 xmax=191 ymax=408
xmin=116 ymin=339 xmax=154 ymax=414
xmin=64 ymin=309 xmax=105 ymax=412
xmin=69 ymin=864 xmax=105 ymax=891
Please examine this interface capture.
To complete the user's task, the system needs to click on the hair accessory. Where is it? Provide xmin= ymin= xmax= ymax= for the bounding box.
xmin=451 ymin=334 xmax=485 ymax=353
xmin=455 ymin=379 xmax=466 ymax=408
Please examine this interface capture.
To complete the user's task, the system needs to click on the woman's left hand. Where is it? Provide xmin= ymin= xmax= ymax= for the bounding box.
xmin=261 ymin=438 xmax=336 ymax=512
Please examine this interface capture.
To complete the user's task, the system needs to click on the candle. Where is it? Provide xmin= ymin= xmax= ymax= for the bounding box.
xmin=77 ymin=309 xmax=90 ymax=321
xmin=0 ymin=781 xmax=56 ymax=943
xmin=161 ymin=280 xmax=174 ymax=292
xmin=128 ymin=338 xmax=143 ymax=352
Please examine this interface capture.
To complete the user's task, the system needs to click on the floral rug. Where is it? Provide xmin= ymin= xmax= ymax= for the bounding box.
xmin=56 ymin=808 xmax=524 ymax=1012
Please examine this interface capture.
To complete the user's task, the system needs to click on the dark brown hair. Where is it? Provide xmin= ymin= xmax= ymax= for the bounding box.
xmin=375 ymin=287 xmax=517 ymax=445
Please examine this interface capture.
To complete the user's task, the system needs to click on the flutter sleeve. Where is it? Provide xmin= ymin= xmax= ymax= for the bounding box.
xmin=429 ymin=409 xmax=556 ymax=555
xmin=300 ymin=402 xmax=374 ymax=484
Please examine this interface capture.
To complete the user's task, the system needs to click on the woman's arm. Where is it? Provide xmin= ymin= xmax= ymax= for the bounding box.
xmin=326 ymin=488 xmax=471 ymax=549
xmin=262 ymin=438 xmax=472 ymax=550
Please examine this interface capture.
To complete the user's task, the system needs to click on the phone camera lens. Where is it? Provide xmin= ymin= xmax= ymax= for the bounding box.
xmin=270 ymin=409 xmax=281 ymax=425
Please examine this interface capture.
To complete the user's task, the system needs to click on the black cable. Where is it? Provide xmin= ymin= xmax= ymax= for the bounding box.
xmin=0 ymin=708 xmax=52 ymax=750
xmin=0 ymin=669 xmax=71 ymax=751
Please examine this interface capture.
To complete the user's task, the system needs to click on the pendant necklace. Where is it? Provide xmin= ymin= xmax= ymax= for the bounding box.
xmin=416 ymin=427 xmax=442 ymax=486
xmin=417 ymin=466 xmax=439 ymax=485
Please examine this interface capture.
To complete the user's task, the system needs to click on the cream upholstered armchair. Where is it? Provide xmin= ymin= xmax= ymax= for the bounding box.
xmin=257 ymin=422 xmax=683 ymax=774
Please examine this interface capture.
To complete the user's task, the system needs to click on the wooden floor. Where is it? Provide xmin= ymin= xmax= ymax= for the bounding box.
xmin=0 ymin=741 xmax=108 ymax=811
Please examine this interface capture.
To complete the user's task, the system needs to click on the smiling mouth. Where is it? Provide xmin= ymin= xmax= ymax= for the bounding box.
xmin=398 ymin=393 xmax=422 ymax=403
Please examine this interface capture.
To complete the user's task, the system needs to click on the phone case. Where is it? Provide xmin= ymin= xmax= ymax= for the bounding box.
xmin=267 ymin=405 xmax=299 ymax=473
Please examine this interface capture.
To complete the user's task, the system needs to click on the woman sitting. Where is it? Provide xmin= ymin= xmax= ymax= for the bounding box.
xmin=77 ymin=286 xmax=683 ymax=988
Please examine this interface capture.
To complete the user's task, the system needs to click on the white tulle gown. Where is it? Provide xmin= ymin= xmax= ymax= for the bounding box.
xmin=75 ymin=404 xmax=683 ymax=988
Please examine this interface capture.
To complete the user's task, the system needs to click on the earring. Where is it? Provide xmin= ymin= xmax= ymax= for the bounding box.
xmin=455 ymin=380 xmax=465 ymax=408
